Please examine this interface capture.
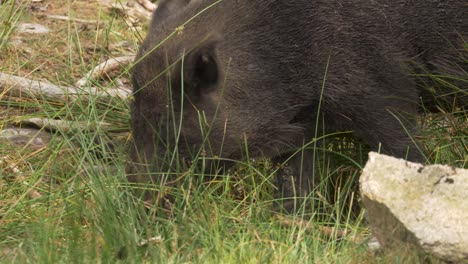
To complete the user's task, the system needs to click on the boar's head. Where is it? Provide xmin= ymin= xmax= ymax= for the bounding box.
xmin=127 ymin=0 xmax=308 ymax=186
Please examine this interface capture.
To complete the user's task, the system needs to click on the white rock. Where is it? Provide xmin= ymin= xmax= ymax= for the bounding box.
xmin=16 ymin=23 xmax=50 ymax=34
xmin=360 ymin=152 xmax=468 ymax=263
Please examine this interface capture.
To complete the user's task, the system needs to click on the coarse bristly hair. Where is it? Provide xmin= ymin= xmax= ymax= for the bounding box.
xmin=128 ymin=0 xmax=467 ymax=211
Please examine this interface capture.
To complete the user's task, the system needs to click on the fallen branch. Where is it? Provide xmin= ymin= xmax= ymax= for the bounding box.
xmin=76 ymin=56 xmax=135 ymax=88
xmin=0 ymin=72 xmax=130 ymax=102
xmin=46 ymin=15 xmax=107 ymax=27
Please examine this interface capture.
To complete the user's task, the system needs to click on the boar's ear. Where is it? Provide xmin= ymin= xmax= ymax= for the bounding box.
xmin=181 ymin=43 xmax=219 ymax=99
xmin=151 ymin=0 xmax=191 ymax=25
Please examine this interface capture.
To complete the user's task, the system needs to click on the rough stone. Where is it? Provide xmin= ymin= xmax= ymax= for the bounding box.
xmin=360 ymin=152 xmax=468 ymax=263
xmin=0 ymin=128 xmax=52 ymax=150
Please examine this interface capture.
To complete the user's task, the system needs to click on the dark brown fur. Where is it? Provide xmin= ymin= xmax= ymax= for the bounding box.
xmin=128 ymin=0 xmax=467 ymax=211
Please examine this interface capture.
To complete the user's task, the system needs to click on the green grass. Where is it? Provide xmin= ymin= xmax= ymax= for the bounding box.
xmin=0 ymin=1 xmax=466 ymax=263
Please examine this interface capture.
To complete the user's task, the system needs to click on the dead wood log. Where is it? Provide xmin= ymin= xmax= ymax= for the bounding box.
xmin=0 ymin=72 xmax=130 ymax=102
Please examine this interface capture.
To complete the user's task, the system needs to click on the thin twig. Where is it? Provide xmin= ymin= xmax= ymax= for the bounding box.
xmin=14 ymin=118 xmax=113 ymax=133
xmin=46 ymin=15 xmax=107 ymax=27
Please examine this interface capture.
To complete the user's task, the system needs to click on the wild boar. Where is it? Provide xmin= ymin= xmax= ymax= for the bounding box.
xmin=128 ymin=0 xmax=467 ymax=211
